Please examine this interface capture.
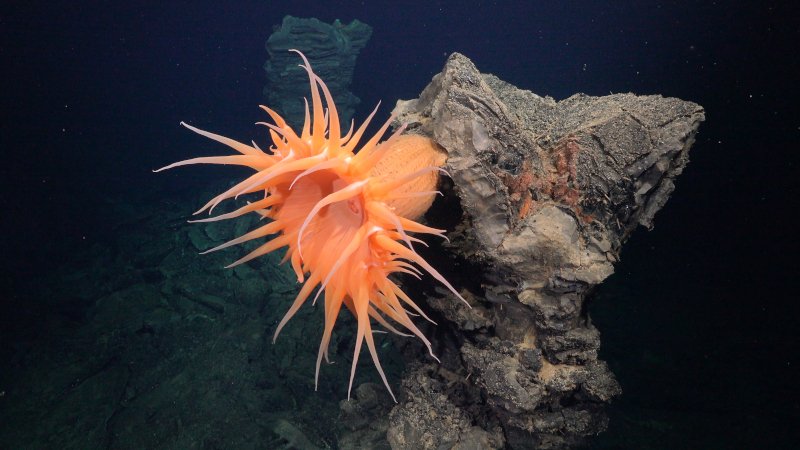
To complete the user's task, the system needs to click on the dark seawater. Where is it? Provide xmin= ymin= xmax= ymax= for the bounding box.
xmin=1 ymin=1 xmax=797 ymax=448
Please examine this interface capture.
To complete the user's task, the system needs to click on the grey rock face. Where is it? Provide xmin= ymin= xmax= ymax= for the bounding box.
xmin=264 ymin=16 xmax=372 ymax=128
xmin=384 ymin=53 xmax=704 ymax=449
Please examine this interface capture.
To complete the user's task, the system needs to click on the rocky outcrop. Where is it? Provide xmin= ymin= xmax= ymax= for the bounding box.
xmin=264 ymin=16 xmax=372 ymax=128
xmin=0 ymin=49 xmax=703 ymax=450
xmin=378 ymin=53 xmax=704 ymax=449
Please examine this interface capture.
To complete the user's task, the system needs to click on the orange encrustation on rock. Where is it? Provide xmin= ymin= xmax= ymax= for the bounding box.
xmin=157 ymin=50 xmax=466 ymax=401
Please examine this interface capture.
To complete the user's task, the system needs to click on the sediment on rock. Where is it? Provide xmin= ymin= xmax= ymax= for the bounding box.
xmin=375 ymin=52 xmax=704 ymax=449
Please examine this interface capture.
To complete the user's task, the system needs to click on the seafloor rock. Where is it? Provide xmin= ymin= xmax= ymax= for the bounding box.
xmin=264 ymin=16 xmax=372 ymax=128
xmin=380 ymin=53 xmax=705 ymax=449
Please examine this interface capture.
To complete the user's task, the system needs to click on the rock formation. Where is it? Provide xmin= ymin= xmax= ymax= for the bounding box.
xmin=264 ymin=16 xmax=372 ymax=128
xmin=0 ymin=50 xmax=703 ymax=449
xmin=342 ymin=53 xmax=704 ymax=449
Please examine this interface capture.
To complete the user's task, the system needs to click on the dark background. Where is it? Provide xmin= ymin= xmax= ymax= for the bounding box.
xmin=2 ymin=0 xmax=798 ymax=447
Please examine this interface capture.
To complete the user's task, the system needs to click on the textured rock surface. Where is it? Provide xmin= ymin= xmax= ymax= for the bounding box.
xmin=0 ymin=182 xmax=362 ymax=449
xmin=382 ymin=53 xmax=705 ymax=449
xmin=264 ymin=16 xmax=372 ymax=128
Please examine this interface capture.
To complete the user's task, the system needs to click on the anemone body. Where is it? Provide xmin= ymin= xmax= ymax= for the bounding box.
xmin=158 ymin=50 xmax=465 ymax=401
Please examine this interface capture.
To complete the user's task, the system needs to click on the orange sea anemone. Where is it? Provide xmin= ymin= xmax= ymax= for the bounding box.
xmin=157 ymin=50 xmax=466 ymax=401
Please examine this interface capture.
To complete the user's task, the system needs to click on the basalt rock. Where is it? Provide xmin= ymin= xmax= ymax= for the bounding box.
xmin=264 ymin=16 xmax=372 ymax=129
xmin=384 ymin=53 xmax=704 ymax=449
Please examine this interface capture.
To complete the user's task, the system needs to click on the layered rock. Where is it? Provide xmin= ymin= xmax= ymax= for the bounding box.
xmin=360 ymin=53 xmax=704 ymax=449
xmin=264 ymin=16 xmax=372 ymax=128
